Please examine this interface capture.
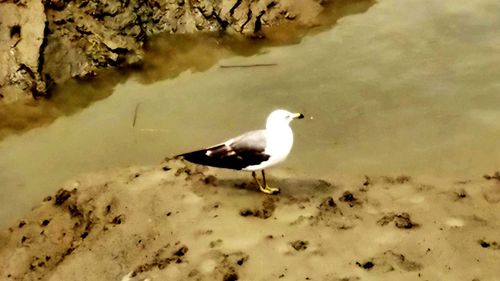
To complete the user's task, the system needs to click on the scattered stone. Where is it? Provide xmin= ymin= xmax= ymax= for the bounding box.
xmin=480 ymin=240 xmax=490 ymax=248
xmin=223 ymin=273 xmax=239 ymax=281
xmin=18 ymin=221 xmax=26 ymax=228
xmin=483 ymin=172 xmax=500 ymax=181
xmin=363 ymin=176 xmax=372 ymax=186
xmin=356 ymin=261 xmax=374 ymax=270
xmin=236 ymin=256 xmax=248 ymax=266
xmin=394 ymin=213 xmax=416 ymax=229
xmin=239 ymin=197 xmax=275 ymax=219
xmin=454 ymin=189 xmax=468 ymax=200
xmin=111 ymin=215 xmax=124 ymax=225
xmin=384 ymin=251 xmax=422 ymax=271
xmin=377 ymin=213 xmax=419 ymax=229
xmin=290 ymin=240 xmax=309 ymax=251
xmin=105 ymin=205 xmax=112 ymax=214
xmin=131 ymin=245 xmax=189 ymax=277
xmin=175 ymin=167 xmax=192 ymax=177
xmin=209 ymin=239 xmax=223 ymax=248
xmin=382 ymin=176 xmax=411 ymax=184
xmin=174 ymin=246 xmax=188 ymax=257
xmin=68 ymin=204 xmax=83 ymax=218
xmin=478 ymin=239 xmax=500 ymax=249
xmin=396 ymin=175 xmax=411 ymax=184
xmin=318 ymin=196 xmax=337 ymax=210
xmin=203 ymin=175 xmax=218 ymax=186
xmin=313 ymin=179 xmax=333 ymax=192
xmin=54 ymin=189 xmax=72 ymax=205
xmin=339 ymin=191 xmax=361 ymax=207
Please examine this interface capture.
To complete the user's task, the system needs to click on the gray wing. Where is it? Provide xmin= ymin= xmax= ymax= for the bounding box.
xmin=177 ymin=130 xmax=270 ymax=170
xmin=228 ymin=130 xmax=267 ymax=153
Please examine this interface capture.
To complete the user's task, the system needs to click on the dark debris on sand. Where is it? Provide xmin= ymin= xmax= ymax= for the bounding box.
xmin=377 ymin=212 xmax=419 ymax=229
xmin=483 ymin=171 xmax=500 ymax=181
xmin=239 ymin=197 xmax=276 ymax=219
xmin=290 ymin=240 xmax=309 ymax=251
xmin=356 ymin=261 xmax=374 ymax=270
xmin=339 ymin=191 xmax=362 ymax=207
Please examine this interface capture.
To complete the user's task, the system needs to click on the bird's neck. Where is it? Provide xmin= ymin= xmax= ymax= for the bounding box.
xmin=266 ymin=124 xmax=292 ymax=135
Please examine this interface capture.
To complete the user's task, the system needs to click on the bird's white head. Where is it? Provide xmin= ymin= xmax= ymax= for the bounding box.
xmin=266 ymin=109 xmax=304 ymax=129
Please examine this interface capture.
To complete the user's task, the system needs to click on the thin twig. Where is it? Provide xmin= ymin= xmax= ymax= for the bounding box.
xmin=219 ymin=63 xmax=277 ymax=68
xmin=139 ymin=129 xmax=169 ymax=132
xmin=132 ymin=103 xmax=141 ymax=128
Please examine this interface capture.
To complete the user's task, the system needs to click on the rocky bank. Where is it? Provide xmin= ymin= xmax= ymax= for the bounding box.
xmin=0 ymin=0 xmax=329 ymax=103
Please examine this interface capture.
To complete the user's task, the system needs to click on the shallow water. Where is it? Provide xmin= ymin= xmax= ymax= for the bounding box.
xmin=1 ymin=0 xmax=500 ymax=227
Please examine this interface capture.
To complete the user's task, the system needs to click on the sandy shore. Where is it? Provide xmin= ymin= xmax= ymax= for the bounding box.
xmin=1 ymin=160 xmax=499 ymax=281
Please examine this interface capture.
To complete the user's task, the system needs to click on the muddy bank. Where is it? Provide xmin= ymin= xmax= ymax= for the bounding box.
xmin=0 ymin=0 xmax=47 ymax=103
xmin=0 ymin=0 xmax=338 ymax=103
xmin=1 ymin=160 xmax=499 ymax=280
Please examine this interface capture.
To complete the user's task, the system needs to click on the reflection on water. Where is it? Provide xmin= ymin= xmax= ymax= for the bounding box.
xmin=0 ymin=0 xmax=374 ymax=140
xmin=1 ymin=0 xmax=500 ymax=227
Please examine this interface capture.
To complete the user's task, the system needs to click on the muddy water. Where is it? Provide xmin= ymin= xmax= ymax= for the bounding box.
xmin=1 ymin=0 xmax=499 ymax=227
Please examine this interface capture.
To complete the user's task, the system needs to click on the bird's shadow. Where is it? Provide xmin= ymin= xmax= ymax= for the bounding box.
xmin=213 ymin=176 xmax=340 ymax=198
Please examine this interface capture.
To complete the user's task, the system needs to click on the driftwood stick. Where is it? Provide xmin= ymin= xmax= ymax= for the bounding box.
xmin=132 ymin=103 xmax=141 ymax=128
xmin=219 ymin=63 xmax=277 ymax=68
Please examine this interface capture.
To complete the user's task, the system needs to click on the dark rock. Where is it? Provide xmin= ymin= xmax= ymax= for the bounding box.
xmin=340 ymin=191 xmax=355 ymax=202
xmin=484 ymin=171 xmax=500 ymax=181
xmin=111 ymin=215 xmax=124 ymax=224
xmin=356 ymin=261 xmax=374 ymax=270
xmin=18 ymin=221 xmax=26 ymax=228
xmin=239 ymin=197 xmax=275 ymax=219
xmin=54 ymin=189 xmax=72 ymax=205
xmin=339 ymin=191 xmax=361 ymax=207
xmin=318 ymin=196 xmax=337 ymax=210
xmin=394 ymin=213 xmax=416 ymax=229
xmin=236 ymin=257 xmax=247 ymax=266
xmin=68 ymin=204 xmax=83 ymax=217
xmin=377 ymin=212 xmax=419 ymax=229
xmin=223 ymin=273 xmax=239 ymax=281
xmin=10 ymin=25 xmax=21 ymax=38
xmin=174 ymin=246 xmax=188 ymax=257
xmin=290 ymin=240 xmax=308 ymax=251
xmin=203 ymin=175 xmax=218 ymax=186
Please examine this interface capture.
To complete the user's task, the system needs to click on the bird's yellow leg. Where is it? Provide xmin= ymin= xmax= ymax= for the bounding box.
xmin=252 ymin=171 xmax=280 ymax=194
xmin=252 ymin=171 xmax=263 ymax=188
xmin=260 ymin=170 xmax=280 ymax=194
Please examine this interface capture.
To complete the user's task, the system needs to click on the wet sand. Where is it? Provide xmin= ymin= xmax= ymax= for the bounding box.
xmin=1 ymin=160 xmax=499 ymax=280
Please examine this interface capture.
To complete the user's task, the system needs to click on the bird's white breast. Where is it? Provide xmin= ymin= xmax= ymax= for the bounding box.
xmin=243 ymin=126 xmax=293 ymax=171
xmin=265 ymin=127 xmax=294 ymax=162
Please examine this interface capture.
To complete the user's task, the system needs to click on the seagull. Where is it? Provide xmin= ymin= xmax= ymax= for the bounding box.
xmin=176 ymin=109 xmax=304 ymax=194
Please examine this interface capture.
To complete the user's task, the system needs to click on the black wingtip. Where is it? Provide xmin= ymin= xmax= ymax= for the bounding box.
xmin=298 ymin=113 xmax=304 ymax=119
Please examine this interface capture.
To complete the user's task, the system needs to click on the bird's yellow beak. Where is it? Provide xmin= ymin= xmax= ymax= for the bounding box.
xmin=292 ymin=113 xmax=305 ymax=119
